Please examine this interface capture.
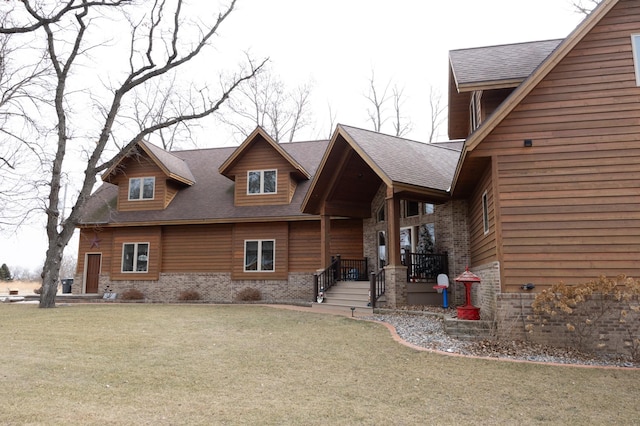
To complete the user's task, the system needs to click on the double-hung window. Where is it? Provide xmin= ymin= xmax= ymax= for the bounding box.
xmin=129 ymin=177 xmax=155 ymax=200
xmin=244 ymin=240 xmax=275 ymax=272
xmin=482 ymin=191 xmax=489 ymax=235
xmin=247 ymin=170 xmax=277 ymax=194
xmin=122 ymin=243 xmax=149 ymax=273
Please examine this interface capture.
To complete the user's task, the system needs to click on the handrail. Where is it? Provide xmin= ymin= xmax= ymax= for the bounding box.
xmin=369 ymin=269 xmax=385 ymax=309
xmin=313 ymin=257 xmax=338 ymax=302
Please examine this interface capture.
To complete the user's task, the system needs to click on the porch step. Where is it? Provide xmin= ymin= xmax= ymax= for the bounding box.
xmin=443 ymin=317 xmax=493 ymax=341
xmin=314 ymin=280 xmax=373 ymax=312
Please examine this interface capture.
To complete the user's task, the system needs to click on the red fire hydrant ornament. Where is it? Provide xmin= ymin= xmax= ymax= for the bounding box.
xmin=454 ymin=266 xmax=481 ymax=320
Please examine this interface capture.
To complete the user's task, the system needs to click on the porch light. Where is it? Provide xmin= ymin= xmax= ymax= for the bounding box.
xmin=524 ymin=139 xmax=533 ymax=147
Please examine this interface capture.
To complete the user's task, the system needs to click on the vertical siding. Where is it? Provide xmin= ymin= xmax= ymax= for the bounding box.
xmin=474 ymin=0 xmax=640 ymax=290
xmin=230 ymin=139 xmax=295 ymax=206
xmin=161 ymin=224 xmax=233 ymax=272
xmin=232 ymin=222 xmax=289 ymax=280
xmin=110 ymin=227 xmax=161 ymax=280
xmin=469 ymin=164 xmax=497 ymax=266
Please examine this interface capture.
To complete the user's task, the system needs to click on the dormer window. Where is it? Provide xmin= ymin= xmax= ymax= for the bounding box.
xmin=129 ymin=177 xmax=155 ymax=200
xmin=248 ymin=170 xmax=277 ymax=194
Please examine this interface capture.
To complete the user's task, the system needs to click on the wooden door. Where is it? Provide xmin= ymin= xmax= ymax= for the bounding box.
xmin=85 ymin=254 xmax=101 ymax=293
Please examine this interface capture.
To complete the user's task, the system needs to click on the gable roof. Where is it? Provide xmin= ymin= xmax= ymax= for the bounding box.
xmin=452 ymin=0 xmax=620 ymax=195
xmin=102 ymin=140 xmax=196 ymax=186
xmin=338 ymin=125 xmax=461 ymax=191
xmin=302 ymin=124 xmax=462 ymax=215
xmin=218 ymin=126 xmax=311 ymax=181
xmin=80 ymin=139 xmax=329 ymax=226
xmin=450 ymin=39 xmax=563 ymax=92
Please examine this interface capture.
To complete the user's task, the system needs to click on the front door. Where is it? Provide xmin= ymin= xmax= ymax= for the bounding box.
xmin=85 ymin=254 xmax=101 ymax=293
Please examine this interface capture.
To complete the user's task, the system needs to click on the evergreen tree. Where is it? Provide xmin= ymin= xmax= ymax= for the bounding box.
xmin=0 ymin=263 xmax=13 ymax=281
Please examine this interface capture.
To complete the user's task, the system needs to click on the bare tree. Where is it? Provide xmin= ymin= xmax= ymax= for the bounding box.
xmin=325 ymin=103 xmax=337 ymax=139
xmin=0 ymin=0 xmax=266 ymax=308
xmin=364 ymin=69 xmax=391 ymax=132
xmin=221 ymin=66 xmax=313 ymax=143
xmin=391 ymin=84 xmax=411 ymax=137
xmin=572 ymin=0 xmax=601 ymax=14
xmin=427 ymin=86 xmax=446 ymax=143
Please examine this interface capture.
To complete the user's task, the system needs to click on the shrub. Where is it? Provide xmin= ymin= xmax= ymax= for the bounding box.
xmin=528 ymin=275 xmax=640 ymax=360
xmin=178 ymin=289 xmax=202 ymax=301
xmin=236 ymin=287 xmax=261 ymax=302
xmin=120 ymin=288 xmax=144 ymax=300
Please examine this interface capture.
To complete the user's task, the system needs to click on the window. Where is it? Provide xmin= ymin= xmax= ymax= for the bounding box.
xmin=482 ymin=191 xmax=489 ymax=235
xmin=424 ymin=203 xmax=434 ymax=215
xmin=128 ymin=177 xmax=155 ymax=200
xmin=377 ymin=205 xmax=385 ymax=222
xmin=122 ymin=243 xmax=149 ymax=273
xmin=244 ymin=240 xmax=275 ymax=272
xmin=405 ymin=201 xmax=419 ymax=217
xmin=632 ymin=35 xmax=640 ymax=86
xmin=247 ymin=170 xmax=277 ymax=194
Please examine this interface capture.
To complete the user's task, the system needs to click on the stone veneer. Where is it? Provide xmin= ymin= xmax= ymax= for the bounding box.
xmin=74 ymin=272 xmax=315 ymax=304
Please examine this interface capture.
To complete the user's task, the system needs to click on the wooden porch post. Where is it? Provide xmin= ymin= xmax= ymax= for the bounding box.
xmin=386 ymin=186 xmax=401 ymax=266
xmin=320 ymin=212 xmax=331 ymax=268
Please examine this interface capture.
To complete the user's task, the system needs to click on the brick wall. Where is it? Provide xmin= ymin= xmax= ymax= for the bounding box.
xmin=468 ymin=261 xmax=501 ymax=320
xmin=77 ymin=272 xmax=315 ymax=304
xmin=497 ymin=292 xmax=640 ymax=356
xmin=435 ymin=199 xmax=470 ymax=305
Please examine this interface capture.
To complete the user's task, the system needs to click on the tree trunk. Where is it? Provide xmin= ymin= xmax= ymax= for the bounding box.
xmin=39 ymin=245 xmax=63 ymax=308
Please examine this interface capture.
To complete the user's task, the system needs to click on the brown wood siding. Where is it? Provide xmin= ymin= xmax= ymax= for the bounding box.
xmin=165 ymin=181 xmax=181 ymax=208
xmin=232 ymin=222 xmax=289 ymax=280
xmin=329 ymin=219 xmax=364 ymax=260
xmin=230 ymin=138 xmax=295 ymax=206
xmin=77 ymin=227 xmax=113 ymax=276
xmin=110 ymin=227 xmax=161 ymax=280
xmin=473 ymin=0 xmax=640 ymax=291
xmin=288 ymin=221 xmax=321 ymax=272
xmin=112 ymin=155 xmax=167 ymax=212
xmin=161 ymin=224 xmax=232 ymax=272
xmin=469 ymin=165 xmax=497 ymax=266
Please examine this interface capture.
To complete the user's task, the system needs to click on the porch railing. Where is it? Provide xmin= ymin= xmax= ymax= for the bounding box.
xmin=369 ymin=269 xmax=385 ymax=309
xmin=334 ymin=255 xmax=369 ymax=281
xmin=403 ymin=252 xmax=448 ymax=282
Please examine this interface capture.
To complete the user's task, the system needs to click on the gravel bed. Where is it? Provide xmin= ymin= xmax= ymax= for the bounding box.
xmin=366 ymin=311 xmax=639 ymax=368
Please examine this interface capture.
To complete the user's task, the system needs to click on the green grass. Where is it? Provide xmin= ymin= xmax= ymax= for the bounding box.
xmin=1 ymin=304 xmax=639 ymax=425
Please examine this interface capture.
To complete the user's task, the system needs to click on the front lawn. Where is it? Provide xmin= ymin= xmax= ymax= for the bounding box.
xmin=1 ymin=304 xmax=638 ymax=425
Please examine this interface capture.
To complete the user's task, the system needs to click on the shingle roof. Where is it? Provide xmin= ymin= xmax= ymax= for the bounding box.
xmin=450 ymin=39 xmax=562 ymax=90
xmin=140 ymin=141 xmax=196 ymax=184
xmin=339 ymin=125 xmax=461 ymax=192
xmin=81 ymin=139 xmax=329 ymax=225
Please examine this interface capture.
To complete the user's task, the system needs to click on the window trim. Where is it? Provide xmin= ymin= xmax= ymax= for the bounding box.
xmin=632 ymin=34 xmax=640 ymax=86
xmin=247 ymin=169 xmax=277 ymax=195
xmin=121 ymin=242 xmax=150 ymax=273
xmin=128 ymin=177 xmax=155 ymax=201
xmin=243 ymin=239 xmax=275 ymax=272
xmin=482 ymin=191 xmax=489 ymax=235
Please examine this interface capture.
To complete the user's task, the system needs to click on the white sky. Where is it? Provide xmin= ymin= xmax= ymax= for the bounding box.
xmin=0 ymin=0 xmax=585 ymax=273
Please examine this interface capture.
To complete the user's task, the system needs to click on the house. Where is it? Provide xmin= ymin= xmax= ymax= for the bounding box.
xmin=76 ymin=0 xmax=639 ymax=350
xmin=75 ymin=126 xmax=456 ymax=304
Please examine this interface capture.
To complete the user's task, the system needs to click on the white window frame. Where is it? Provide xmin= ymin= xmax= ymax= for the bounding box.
xmin=482 ymin=191 xmax=489 ymax=235
xmin=121 ymin=242 xmax=150 ymax=273
xmin=247 ymin=170 xmax=277 ymax=195
xmin=244 ymin=239 xmax=275 ymax=272
xmin=632 ymin=34 xmax=640 ymax=86
xmin=128 ymin=177 xmax=155 ymax=200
